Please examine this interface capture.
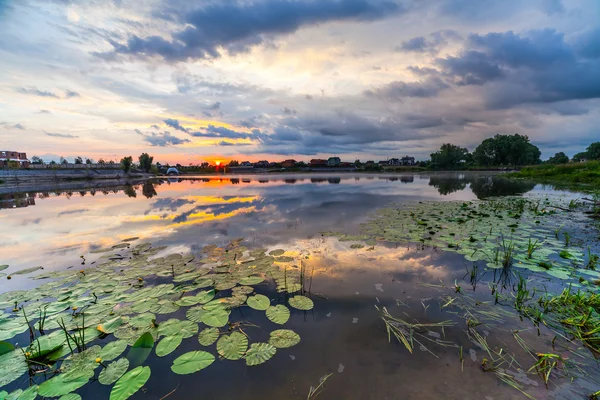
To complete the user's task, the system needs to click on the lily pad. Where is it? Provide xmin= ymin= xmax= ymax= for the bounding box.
xmin=247 ymin=294 xmax=270 ymax=310
xmin=38 ymin=369 xmax=93 ymax=397
xmin=171 ymin=351 xmax=215 ymax=375
xmin=198 ymin=328 xmax=219 ymax=346
xmin=99 ymin=340 xmax=128 ymax=361
xmin=217 ymin=332 xmax=248 ymax=360
xmin=127 ymin=332 xmax=154 ymax=367
xmin=186 ymin=306 xmax=206 ymax=323
xmin=266 ymin=305 xmax=291 ymax=325
xmin=99 ymin=358 xmax=130 ymax=385
xmin=201 ymin=308 xmax=230 ymax=328
xmin=239 ymin=276 xmax=264 ymax=285
xmin=59 ymin=394 xmax=82 ymax=400
xmin=158 ymin=319 xmax=198 ymax=339
xmin=156 ymin=334 xmax=183 ymax=357
xmin=0 ymin=349 xmax=27 ymax=387
xmin=288 ymin=295 xmax=314 ymax=311
xmin=195 ymin=289 xmax=215 ymax=304
xmin=269 ymin=329 xmax=301 ymax=348
xmin=110 ymin=366 xmax=151 ymax=400
xmin=245 ymin=342 xmax=277 ymax=366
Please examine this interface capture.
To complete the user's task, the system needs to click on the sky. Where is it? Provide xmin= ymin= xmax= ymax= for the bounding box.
xmin=0 ymin=0 xmax=599 ymax=164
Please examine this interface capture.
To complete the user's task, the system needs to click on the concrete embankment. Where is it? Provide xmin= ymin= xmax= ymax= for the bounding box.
xmin=0 ymin=169 xmax=153 ymax=194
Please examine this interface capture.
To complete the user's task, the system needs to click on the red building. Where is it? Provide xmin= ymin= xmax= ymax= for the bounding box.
xmin=309 ymin=159 xmax=327 ymax=167
xmin=0 ymin=151 xmax=29 ymax=168
xmin=281 ymin=159 xmax=297 ymax=168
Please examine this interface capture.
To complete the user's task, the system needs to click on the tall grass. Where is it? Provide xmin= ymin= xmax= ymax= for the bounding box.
xmin=508 ymin=161 xmax=600 ymax=185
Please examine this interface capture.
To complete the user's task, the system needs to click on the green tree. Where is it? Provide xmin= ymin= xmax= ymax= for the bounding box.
xmin=573 ymin=151 xmax=589 ymax=162
xmin=74 ymin=156 xmax=83 ymax=164
xmin=85 ymin=158 xmax=93 ymax=164
xmin=430 ymin=144 xmax=470 ymax=169
xmin=229 ymin=160 xmax=239 ymax=167
xmin=60 ymin=156 xmax=68 ymax=165
xmin=473 ymin=134 xmax=541 ymax=166
xmin=547 ymin=152 xmax=569 ymax=164
xmin=30 ymin=156 xmax=43 ymax=164
xmin=586 ymin=142 xmax=600 ymax=160
xmin=138 ymin=153 xmax=154 ymax=172
xmin=120 ymin=156 xmax=133 ymax=172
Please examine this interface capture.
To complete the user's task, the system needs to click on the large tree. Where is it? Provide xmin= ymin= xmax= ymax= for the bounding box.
xmin=138 ymin=153 xmax=154 ymax=172
xmin=547 ymin=152 xmax=569 ymax=164
xmin=430 ymin=143 xmax=470 ymax=168
xmin=473 ymin=134 xmax=541 ymax=166
xmin=120 ymin=156 xmax=133 ymax=172
xmin=586 ymin=142 xmax=600 ymax=160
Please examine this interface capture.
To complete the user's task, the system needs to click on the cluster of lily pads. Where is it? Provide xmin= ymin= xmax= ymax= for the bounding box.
xmin=326 ymin=197 xmax=600 ymax=285
xmin=0 ymin=240 xmax=314 ymax=399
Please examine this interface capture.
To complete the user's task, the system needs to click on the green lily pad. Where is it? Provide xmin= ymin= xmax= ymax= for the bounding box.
xmin=0 ymin=349 xmax=27 ymax=387
xmin=99 ymin=358 xmax=130 ymax=385
xmin=110 ymin=366 xmax=151 ymax=400
xmin=97 ymin=316 xmax=128 ymax=334
xmin=158 ymin=319 xmax=198 ymax=339
xmin=127 ymin=332 xmax=154 ymax=367
xmin=15 ymin=385 xmax=38 ymax=400
xmin=201 ymin=308 xmax=230 ymax=328
xmin=266 ymin=305 xmax=290 ymax=325
xmin=174 ymin=295 xmax=200 ymax=307
xmin=288 ymin=295 xmax=314 ymax=311
xmin=0 ymin=265 xmax=8 ymax=272
xmin=156 ymin=334 xmax=183 ymax=357
xmin=269 ymin=329 xmax=300 ymax=348
xmin=99 ymin=340 xmax=128 ymax=361
xmin=59 ymin=394 xmax=82 ymax=400
xmin=0 ymin=340 xmax=15 ymax=356
xmin=247 ymin=294 xmax=270 ymax=310
xmin=198 ymin=327 xmax=220 ymax=346
xmin=239 ymin=276 xmax=264 ymax=285
xmin=245 ymin=342 xmax=277 ymax=366
xmin=38 ymin=369 xmax=93 ymax=397
xmin=186 ymin=306 xmax=206 ymax=323
xmin=217 ymin=332 xmax=248 ymax=360
xmin=171 ymin=351 xmax=215 ymax=375
xmin=195 ymin=289 xmax=216 ymax=304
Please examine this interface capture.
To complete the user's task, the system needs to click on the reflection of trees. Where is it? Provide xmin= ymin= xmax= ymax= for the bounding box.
xmin=429 ymin=175 xmax=536 ymax=198
xmin=470 ymin=176 xmax=535 ymax=199
xmin=142 ymin=182 xmax=158 ymax=199
xmin=123 ymin=184 xmax=137 ymax=198
xmin=328 ymin=177 xmax=341 ymax=184
xmin=429 ymin=175 xmax=467 ymax=195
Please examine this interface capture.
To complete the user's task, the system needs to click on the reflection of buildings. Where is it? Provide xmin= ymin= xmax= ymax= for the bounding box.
xmin=0 ymin=193 xmax=36 ymax=209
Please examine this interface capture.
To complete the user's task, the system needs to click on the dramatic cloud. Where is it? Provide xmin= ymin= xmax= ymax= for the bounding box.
xmin=364 ymin=77 xmax=449 ymax=99
xmin=100 ymin=0 xmax=405 ymax=61
xmin=45 ymin=132 xmax=80 ymax=138
xmin=190 ymin=125 xmax=257 ymax=140
xmin=136 ymin=129 xmax=191 ymax=146
xmin=397 ymin=30 xmax=461 ymax=54
xmin=163 ymin=118 xmax=189 ymax=132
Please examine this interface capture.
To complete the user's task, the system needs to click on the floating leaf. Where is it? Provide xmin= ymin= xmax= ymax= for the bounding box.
xmin=247 ymin=294 xmax=270 ymax=310
xmin=156 ymin=335 xmax=183 ymax=357
xmin=59 ymin=394 xmax=82 ymax=400
xmin=0 ymin=350 xmax=27 ymax=387
xmin=289 ymin=295 xmax=314 ymax=311
xmin=127 ymin=332 xmax=154 ymax=367
xmin=201 ymin=308 xmax=230 ymax=328
xmin=97 ymin=316 xmax=128 ymax=334
xmin=266 ymin=305 xmax=290 ymax=325
xmin=99 ymin=340 xmax=128 ymax=362
xmin=195 ymin=289 xmax=215 ymax=304
xmin=239 ymin=276 xmax=264 ymax=285
xmin=99 ymin=358 xmax=130 ymax=385
xmin=0 ymin=265 xmax=8 ymax=272
xmin=38 ymin=369 xmax=93 ymax=397
xmin=15 ymin=385 xmax=38 ymax=400
xmin=171 ymin=351 xmax=215 ymax=375
xmin=217 ymin=332 xmax=248 ymax=360
xmin=174 ymin=296 xmax=200 ymax=307
xmin=245 ymin=343 xmax=277 ymax=366
xmin=158 ymin=319 xmax=198 ymax=339
xmin=186 ymin=306 xmax=206 ymax=323
xmin=10 ymin=266 xmax=43 ymax=276
xmin=110 ymin=366 xmax=151 ymax=400
xmin=0 ymin=340 xmax=15 ymax=356
xmin=269 ymin=329 xmax=300 ymax=348
xmin=198 ymin=328 xmax=219 ymax=346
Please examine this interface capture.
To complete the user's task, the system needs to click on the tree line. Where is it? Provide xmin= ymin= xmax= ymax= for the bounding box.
xmin=28 ymin=153 xmax=155 ymax=173
xmin=430 ymin=134 xmax=600 ymax=169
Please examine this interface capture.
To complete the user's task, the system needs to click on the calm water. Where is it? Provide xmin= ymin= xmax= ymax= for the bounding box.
xmin=0 ymin=173 xmax=597 ymax=399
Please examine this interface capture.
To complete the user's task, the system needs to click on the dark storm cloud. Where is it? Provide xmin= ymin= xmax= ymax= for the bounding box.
xmin=429 ymin=28 xmax=600 ymax=107
xmin=18 ymin=87 xmax=59 ymax=98
xmin=364 ymin=77 xmax=449 ymax=99
xmin=99 ymin=0 xmax=405 ymax=61
xmin=189 ymin=125 xmax=257 ymax=140
xmin=135 ymin=129 xmax=190 ymax=146
xmin=396 ymin=30 xmax=461 ymax=54
xmin=163 ymin=118 xmax=189 ymax=132
xmin=45 ymin=132 xmax=79 ymax=138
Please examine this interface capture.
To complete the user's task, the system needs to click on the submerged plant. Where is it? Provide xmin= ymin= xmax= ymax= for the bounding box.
xmin=526 ymin=238 xmax=540 ymax=259
xmin=307 ymin=373 xmax=333 ymax=400
xmin=529 ymin=353 xmax=563 ymax=387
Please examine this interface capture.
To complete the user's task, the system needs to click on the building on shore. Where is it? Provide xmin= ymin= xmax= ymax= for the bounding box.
xmin=281 ymin=159 xmax=297 ymax=168
xmin=0 ymin=151 xmax=29 ymax=168
xmin=327 ymin=157 xmax=341 ymax=167
xmin=309 ymin=159 xmax=327 ymax=167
